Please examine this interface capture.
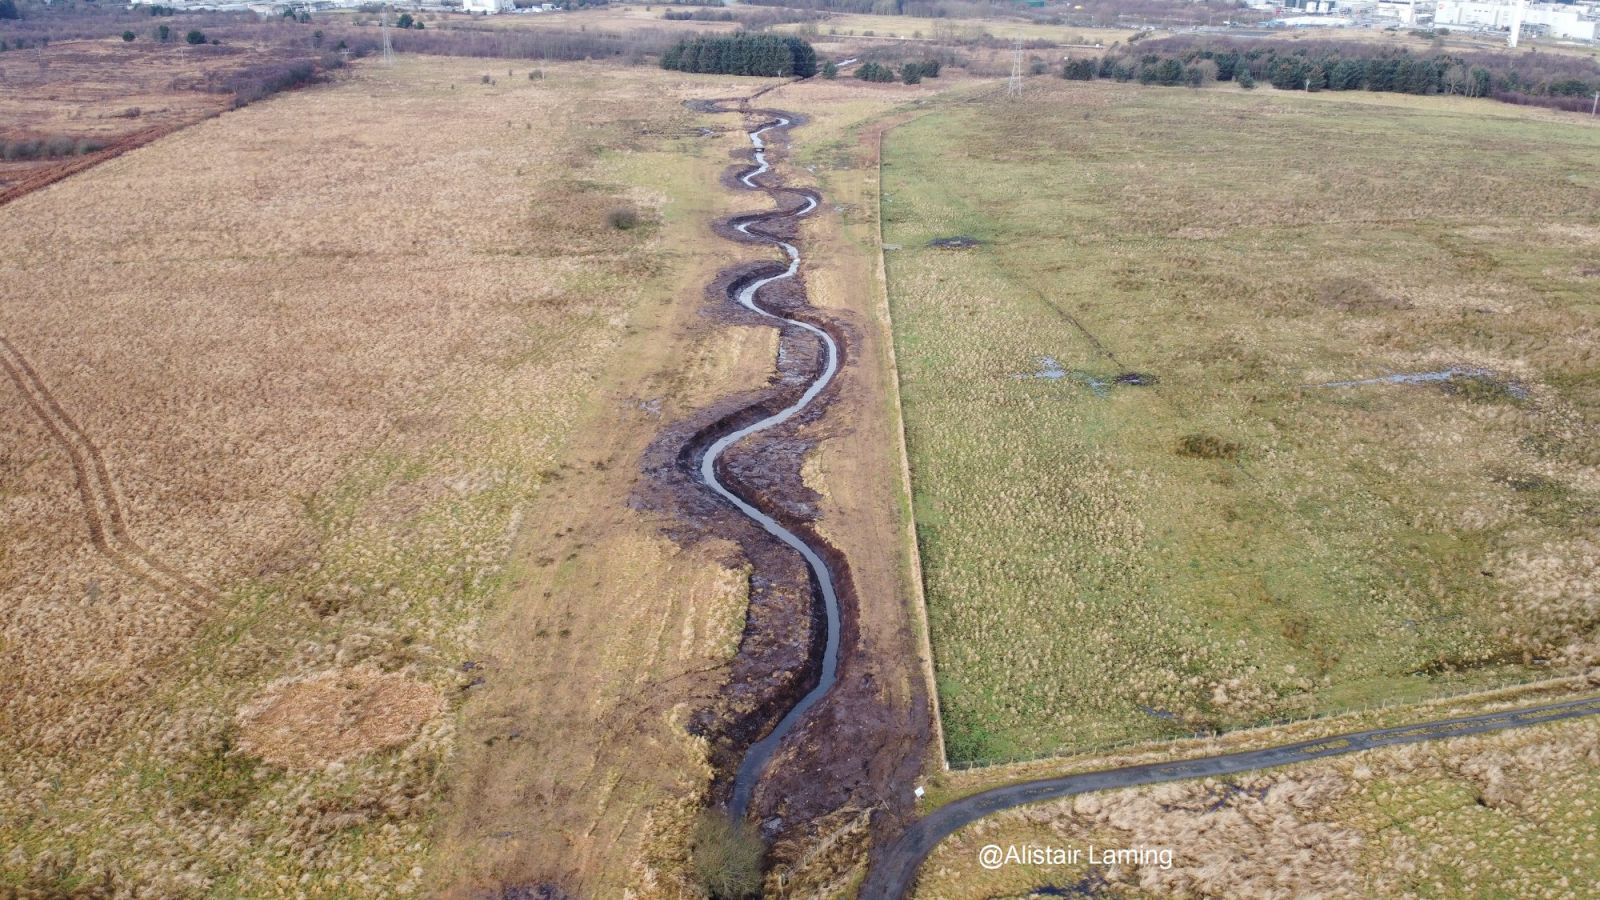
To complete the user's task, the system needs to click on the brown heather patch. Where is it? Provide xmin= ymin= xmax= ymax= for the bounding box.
xmin=237 ymin=666 xmax=443 ymax=770
xmin=1313 ymin=276 xmax=1410 ymax=312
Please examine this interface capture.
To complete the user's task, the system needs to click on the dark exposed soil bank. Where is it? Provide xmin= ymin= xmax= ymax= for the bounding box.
xmin=634 ymin=103 xmax=852 ymax=815
xmin=633 ymin=96 xmax=930 ymax=870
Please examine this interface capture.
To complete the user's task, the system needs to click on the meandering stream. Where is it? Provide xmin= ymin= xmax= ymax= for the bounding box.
xmin=698 ymin=110 xmax=842 ymax=820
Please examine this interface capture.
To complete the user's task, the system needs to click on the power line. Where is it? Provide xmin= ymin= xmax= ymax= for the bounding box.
xmin=1007 ymin=38 xmax=1024 ymax=98
xmin=381 ymin=5 xmax=394 ymax=65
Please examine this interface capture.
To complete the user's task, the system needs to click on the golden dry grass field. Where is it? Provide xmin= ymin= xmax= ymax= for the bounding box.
xmin=882 ymin=80 xmax=1600 ymax=766
xmin=0 ymin=55 xmax=794 ymax=897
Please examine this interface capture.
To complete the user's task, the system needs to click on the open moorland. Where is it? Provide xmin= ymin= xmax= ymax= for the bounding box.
xmin=8 ymin=0 xmax=1600 ymax=895
xmin=0 ymin=34 xmax=338 ymax=204
xmin=0 ymin=55 xmax=780 ymax=896
xmin=882 ymin=81 xmax=1600 ymax=766
xmin=0 ymin=27 xmax=970 ymax=895
xmin=916 ymin=713 xmax=1600 ymax=898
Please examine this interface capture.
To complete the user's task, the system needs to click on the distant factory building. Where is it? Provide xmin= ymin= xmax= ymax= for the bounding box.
xmin=1276 ymin=0 xmax=1342 ymax=12
xmin=1435 ymin=0 xmax=1600 ymax=41
xmin=462 ymin=0 xmax=513 ymax=12
xmin=1374 ymin=0 xmax=1425 ymax=25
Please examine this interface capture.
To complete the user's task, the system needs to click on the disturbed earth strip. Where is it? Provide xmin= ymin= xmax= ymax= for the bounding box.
xmin=859 ymin=693 xmax=1600 ymax=899
xmin=0 ymin=335 xmax=214 ymax=611
xmin=637 ymin=91 xmax=931 ymax=869
xmin=697 ymin=103 xmax=842 ymax=820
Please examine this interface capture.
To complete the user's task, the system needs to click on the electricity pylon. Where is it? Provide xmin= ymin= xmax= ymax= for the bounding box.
xmin=1006 ymin=39 xmax=1024 ymax=98
xmin=381 ymin=6 xmax=395 ymax=65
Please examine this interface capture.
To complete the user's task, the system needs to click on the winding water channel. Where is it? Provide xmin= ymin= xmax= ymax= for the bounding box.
xmin=699 ymin=109 xmax=842 ymax=820
xmin=859 ymin=693 xmax=1600 ymax=898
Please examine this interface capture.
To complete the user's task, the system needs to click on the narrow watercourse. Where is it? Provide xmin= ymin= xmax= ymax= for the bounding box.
xmin=859 ymin=693 xmax=1600 ymax=899
xmin=695 ymin=102 xmax=843 ymax=820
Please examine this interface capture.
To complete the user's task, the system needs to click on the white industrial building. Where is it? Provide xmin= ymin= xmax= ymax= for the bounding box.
xmin=1435 ymin=0 xmax=1600 ymax=41
xmin=1374 ymin=0 xmax=1426 ymax=24
xmin=1270 ymin=0 xmax=1342 ymax=11
xmin=462 ymin=0 xmax=513 ymax=12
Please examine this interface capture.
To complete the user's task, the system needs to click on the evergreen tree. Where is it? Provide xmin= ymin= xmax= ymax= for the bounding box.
xmin=1213 ymin=51 xmax=1239 ymax=81
xmin=1062 ymin=58 xmax=1096 ymax=81
xmin=1330 ymin=58 xmax=1364 ymax=90
xmin=660 ymin=34 xmax=817 ymax=78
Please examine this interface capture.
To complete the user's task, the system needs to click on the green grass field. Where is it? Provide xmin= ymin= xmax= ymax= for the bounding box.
xmin=882 ymin=82 xmax=1600 ymax=765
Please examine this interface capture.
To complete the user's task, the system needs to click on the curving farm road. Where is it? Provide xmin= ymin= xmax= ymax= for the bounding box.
xmin=860 ymin=693 xmax=1600 ymax=899
xmin=698 ymin=105 xmax=843 ymax=820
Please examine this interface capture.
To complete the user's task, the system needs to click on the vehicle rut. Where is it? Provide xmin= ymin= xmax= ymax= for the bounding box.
xmin=0 ymin=335 xmax=214 ymax=611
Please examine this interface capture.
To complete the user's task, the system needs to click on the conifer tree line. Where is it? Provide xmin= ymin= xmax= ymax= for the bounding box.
xmin=1068 ymin=39 xmax=1600 ymax=111
xmin=660 ymin=33 xmax=817 ymax=77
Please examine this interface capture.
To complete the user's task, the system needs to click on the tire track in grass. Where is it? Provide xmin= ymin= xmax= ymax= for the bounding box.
xmin=0 ymin=336 xmax=214 ymax=612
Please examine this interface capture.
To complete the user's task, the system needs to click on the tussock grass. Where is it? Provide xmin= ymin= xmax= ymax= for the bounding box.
xmin=0 ymin=58 xmax=732 ymax=896
xmin=691 ymin=814 xmax=764 ymax=900
xmin=918 ymin=717 xmax=1600 ymax=898
xmin=884 ymin=81 xmax=1600 ymax=765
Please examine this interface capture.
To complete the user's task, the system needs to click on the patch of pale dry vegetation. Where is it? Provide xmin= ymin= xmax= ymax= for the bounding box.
xmin=1495 ymin=536 xmax=1600 ymax=668
xmin=236 ymin=666 xmax=443 ymax=770
xmin=918 ymin=718 xmax=1600 ymax=899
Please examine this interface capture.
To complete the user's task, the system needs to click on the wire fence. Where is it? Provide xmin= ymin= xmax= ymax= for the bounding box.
xmin=944 ymin=668 xmax=1589 ymax=772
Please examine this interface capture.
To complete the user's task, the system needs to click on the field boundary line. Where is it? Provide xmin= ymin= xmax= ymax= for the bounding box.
xmin=943 ymin=670 xmax=1592 ymax=775
xmin=0 ymin=336 xmax=214 ymax=612
xmin=0 ymin=122 xmax=192 ymax=209
xmin=863 ymin=689 xmax=1600 ymax=899
xmin=872 ymin=121 xmax=948 ymax=772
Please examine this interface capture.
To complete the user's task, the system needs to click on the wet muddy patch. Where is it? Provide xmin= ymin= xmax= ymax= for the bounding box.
xmin=1312 ymin=367 xmax=1528 ymax=403
xmin=928 ymin=235 xmax=983 ymax=250
xmin=1017 ymin=356 xmax=1158 ymax=396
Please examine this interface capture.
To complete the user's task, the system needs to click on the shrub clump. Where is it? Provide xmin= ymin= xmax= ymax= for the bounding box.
xmin=1175 ymin=432 xmax=1242 ymax=461
xmin=0 ymin=136 xmax=107 ymax=161
xmin=854 ymin=61 xmax=897 ymax=82
xmin=691 ymin=814 xmax=763 ymax=899
xmin=606 ymin=205 xmax=641 ymax=230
